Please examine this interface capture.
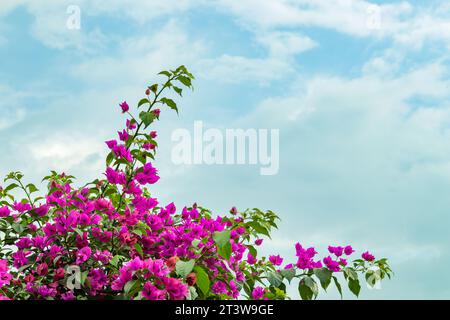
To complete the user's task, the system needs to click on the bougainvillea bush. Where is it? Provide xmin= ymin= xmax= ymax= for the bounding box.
xmin=0 ymin=66 xmax=392 ymax=300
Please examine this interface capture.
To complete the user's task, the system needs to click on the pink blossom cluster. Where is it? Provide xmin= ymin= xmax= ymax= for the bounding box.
xmin=0 ymin=67 xmax=391 ymax=300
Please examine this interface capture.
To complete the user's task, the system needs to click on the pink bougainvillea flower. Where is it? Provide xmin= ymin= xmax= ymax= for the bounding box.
xmin=118 ymin=129 xmax=129 ymax=142
xmin=135 ymin=163 xmax=160 ymax=185
xmin=76 ymin=247 xmax=92 ymax=265
xmin=61 ymin=292 xmax=75 ymax=300
xmin=0 ymin=260 xmax=8 ymax=273
xmin=211 ymin=281 xmax=228 ymax=295
xmin=142 ymin=282 xmax=166 ymax=300
xmin=13 ymin=202 xmax=32 ymax=213
xmin=362 ymin=251 xmax=375 ymax=262
xmin=269 ymin=255 xmax=283 ymax=266
xmin=344 ymin=245 xmax=355 ymax=256
xmin=112 ymin=145 xmax=133 ymax=162
xmin=119 ymin=101 xmax=129 ymax=113
xmin=34 ymin=205 xmax=49 ymax=217
xmin=164 ymin=277 xmax=188 ymax=300
xmin=252 ymin=287 xmax=266 ymax=300
xmin=126 ymin=119 xmax=137 ymax=130
xmin=12 ymin=250 xmax=28 ymax=268
xmin=105 ymin=167 xmax=127 ymax=185
xmin=247 ymin=253 xmax=257 ymax=265
xmin=328 ymin=246 xmax=344 ymax=257
xmin=323 ymin=256 xmax=340 ymax=272
xmin=142 ymin=143 xmax=156 ymax=150
xmin=0 ymin=206 xmax=11 ymax=217
xmin=105 ymin=139 xmax=118 ymax=150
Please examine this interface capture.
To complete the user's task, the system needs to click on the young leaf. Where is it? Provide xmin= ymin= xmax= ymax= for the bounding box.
xmin=213 ymin=230 xmax=231 ymax=248
xmin=138 ymin=98 xmax=150 ymax=108
xmin=160 ymin=97 xmax=178 ymax=113
xmin=348 ymin=278 xmax=361 ymax=297
xmin=313 ymin=268 xmax=332 ymax=291
xmin=280 ymin=268 xmax=296 ymax=283
xmin=194 ymin=266 xmax=210 ymax=296
xmin=139 ymin=111 xmax=156 ymax=128
xmin=267 ymin=271 xmax=283 ymax=288
xmin=217 ymin=242 xmax=232 ymax=260
xmin=299 ymin=278 xmax=314 ymax=300
xmin=332 ymin=276 xmax=343 ymax=299
xmin=176 ymin=259 xmax=195 ymax=279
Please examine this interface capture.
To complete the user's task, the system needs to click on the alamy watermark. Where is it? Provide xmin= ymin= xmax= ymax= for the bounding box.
xmin=66 ymin=265 xmax=81 ymax=290
xmin=66 ymin=5 xmax=81 ymax=30
xmin=366 ymin=4 xmax=381 ymax=30
xmin=171 ymin=121 xmax=279 ymax=176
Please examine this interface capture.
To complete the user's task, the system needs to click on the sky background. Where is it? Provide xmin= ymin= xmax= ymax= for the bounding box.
xmin=1 ymin=0 xmax=450 ymax=299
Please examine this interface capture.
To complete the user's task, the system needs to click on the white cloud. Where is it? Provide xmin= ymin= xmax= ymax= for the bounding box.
xmin=0 ymin=85 xmax=27 ymax=130
xmin=71 ymin=20 xmax=206 ymax=87
xmin=257 ymin=31 xmax=317 ymax=57
xmin=198 ymin=54 xmax=294 ymax=84
xmin=216 ymin=0 xmax=450 ymax=49
xmin=26 ymin=133 xmax=105 ymax=174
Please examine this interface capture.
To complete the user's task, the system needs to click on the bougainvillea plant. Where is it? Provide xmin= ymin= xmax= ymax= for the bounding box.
xmin=0 ymin=66 xmax=392 ymax=300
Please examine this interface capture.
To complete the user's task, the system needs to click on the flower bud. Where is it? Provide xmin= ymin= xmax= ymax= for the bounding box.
xmin=166 ymin=256 xmax=179 ymax=271
xmin=153 ymin=109 xmax=161 ymax=117
xmin=186 ymin=273 xmax=197 ymax=286
xmin=37 ymin=263 xmax=48 ymax=276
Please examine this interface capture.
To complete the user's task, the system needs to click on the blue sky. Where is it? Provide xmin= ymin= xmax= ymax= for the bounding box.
xmin=1 ymin=0 xmax=450 ymax=299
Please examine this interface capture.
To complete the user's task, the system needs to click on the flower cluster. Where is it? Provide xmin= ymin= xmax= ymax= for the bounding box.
xmin=0 ymin=66 xmax=392 ymax=300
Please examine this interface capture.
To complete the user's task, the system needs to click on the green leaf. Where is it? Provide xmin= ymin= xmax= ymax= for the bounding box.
xmin=4 ymin=183 xmax=19 ymax=193
xmin=73 ymin=228 xmax=84 ymax=237
xmin=172 ymin=86 xmax=183 ymax=96
xmin=177 ymin=75 xmax=192 ymax=87
xmin=365 ymin=269 xmax=382 ymax=287
xmin=124 ymin=280 xmax=136 ymax=294
xmin=305 ymin=276 xmax=318 ymax=297
xmin=138 ymin=98 xmax=150 ymax=108
xmin=158 ymin=70 xmax=171 ymax=77
xmin=139 ymin=111 xmax=156 ymax=128
xmin=280 ymin=268 xmax=296 ymax=283
xmin=213 ymin=230 xmax=231 ymax=248
xmin=299 ymin=278 xmax=314 ymax=300
xmin=160 ymin=97 xmax=178 ymax=113
xmin=217 ymin=242 xmax=232 ymax=260
xmin=248 ymin=222 xmax=271 ymax=238
xmin=148 ymin=84 xmax=158 ymax=93
xmin=332 ymin=276 xmax=343 ymax=299
xmin=110 ymin=255 xmax=125 ymax=267
xmin=187 ymin=286 xmax=198 ymax=300
xmin=191 ymin=239 xmax=201 ymax=248
xmin=348 ymin=278 xmax=361 ymax=297
xmin=12 ymin=223 xmax=25 ymax=234
xmin=134 ymin=243 xmax=144 ymax=258
xmin=267 ymin=271 xmax=283 ymax=288
xmin=124 ymin=280 xmax=141 ymax=297
xmin=313 ymin=268 xmax=332 ymax=291
xmin=194 ymin=266 xmax=210 ymax=296
xmin=176 ymin=259 xmax=195 ymax=279
xmin=26 ymin=183 xmax=38 ymax=193
xmin=343 ymin=268 xmax=358 ymax=281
